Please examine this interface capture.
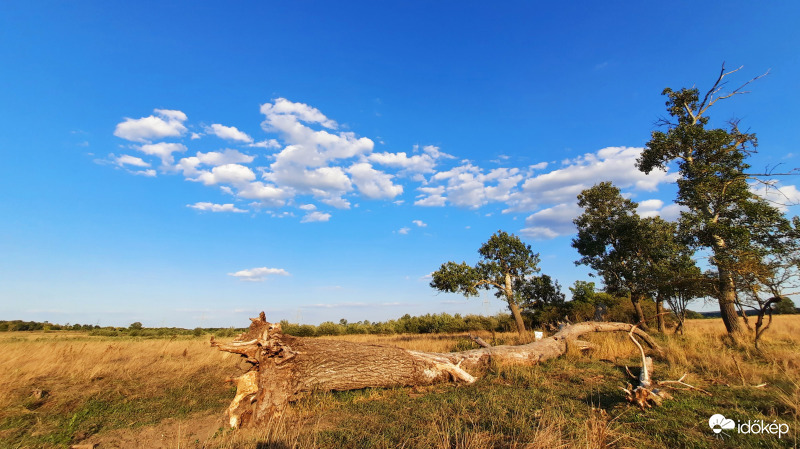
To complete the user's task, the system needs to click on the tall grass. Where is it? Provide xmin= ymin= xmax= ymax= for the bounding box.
xmin=1 ymin=316 xmax=798 ymax=448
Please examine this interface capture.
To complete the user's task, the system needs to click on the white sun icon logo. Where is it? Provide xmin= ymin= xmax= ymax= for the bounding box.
xmin=709 ymin=414 xmax=736 ymax=436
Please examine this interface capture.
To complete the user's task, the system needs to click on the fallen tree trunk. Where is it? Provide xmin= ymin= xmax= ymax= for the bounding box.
xmin=212 ymin=312 xmax=663 ymax=428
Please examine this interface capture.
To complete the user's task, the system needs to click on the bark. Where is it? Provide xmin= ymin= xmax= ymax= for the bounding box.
xmin=469 ymin=334 xmax=491 ymax=348
xmin=505 ymin=272 xmax=526 ymax=335
xmin=718 ymin=268 xmax=744 ymax=334
xmin=630 ymin=293 xmax=650 ymax=331
xmin=213 ymin=312 xmax=662 ymax=428
xmin=754 ymin=297 xmax=781 ymax=350
xmin=508 ymin=301 xmax=527 ymax=335
xmin=655 ymin=296 xmax=665 ymax=333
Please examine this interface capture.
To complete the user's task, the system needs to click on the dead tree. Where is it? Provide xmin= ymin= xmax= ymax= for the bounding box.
xmin=212 ymin=312 xmax=663 ymax=428
xmin=622 ymin=325 xmax=710 ymax=408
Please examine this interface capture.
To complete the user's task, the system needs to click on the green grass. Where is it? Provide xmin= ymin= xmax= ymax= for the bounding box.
xmin=281 ymin=355 xmax=795 ymax=449
xmin=1 ymin=387 xmax=234 ymax=448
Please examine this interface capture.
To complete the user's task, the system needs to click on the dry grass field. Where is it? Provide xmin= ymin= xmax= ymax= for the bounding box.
xmin=1 ymin=317 xmax=798 ymax=448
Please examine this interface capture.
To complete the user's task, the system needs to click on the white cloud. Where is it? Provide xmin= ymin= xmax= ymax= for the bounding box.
xmin=261 ymin=98 xmax=338 ymax=129
xmin=529 ymin=162 xmax=548 ymax=170
xmin=319 ymin=196 xmax=351 ymax=209
xmin=137 ymin=142 xmax=187 ymax=168
xmin=750 ymin=181 xmax=800 ymax=212
xmin=108 ymin=101 xmax=686 ymax=235
xmin=520 ymin=203 xmax=582 ymax=239
xmin=423 ymin=163 xmax=523 ymax=208
xmin=420 ymin=145 xmax=455 ymax=160
xmin=504 ymin=146 xmax=677 ymax=212
xmin=207 ymin=124 xmax=254 ymax=143
xmin=114 ymin=109 xmax=188 ymax=142
xmin=177 ymin=149 xmax=255 ymax=177
xmin=228 ymin=267 xmax=290 ymax=282
xmin=112 ymin=154 xmax=150 ymax=167
xmin=414 ymin=186 xmax=447 ymax=207
xmin=265 ymin=210 xmax=294 ymax=218
xmin=347 ymin=162 xmax=403 ymax=199
xmin=412 ymin=220 xmax=427 ymax=227
xmin=268 ymin=164 xmax=354 ymax=194
xmin=235 ymin=182 xmax=289 ymax=206
xmin=194 ymin=164 xmax=256 ymax=186
xmin=368 ymin=151 xmax=438 ymax=173
xmin=658 ymin=204 xmax=685 ymax=221
xmin=130 ymin=169 xmax=157 ymax=177
xmin=398 ymin=227 xmax=411 ymax=235
xmin=249 ymin=139 xmax=282 ymax=149
xmin=258 ymin=98 xmax=375 ymax=200
xmin=301 ymin=211 xmax=331 ymax=223
xmin=187 ymin=202 xmax=247 ymax=213
xmin=637 ymin=199 xmax=664 ymax=218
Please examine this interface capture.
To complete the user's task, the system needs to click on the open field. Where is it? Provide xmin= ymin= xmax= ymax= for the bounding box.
xmin=1 ymin=317 xmax=798 ymax=448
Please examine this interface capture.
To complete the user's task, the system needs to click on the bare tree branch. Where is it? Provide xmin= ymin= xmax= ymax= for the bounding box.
xmin=697 ymin=63 xmax=770 ymax=119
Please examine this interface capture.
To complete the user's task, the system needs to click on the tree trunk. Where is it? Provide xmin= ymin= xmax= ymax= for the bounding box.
xmin=505 ymin=273 xmax=526 ymax=335
xmin=508 ymin=301 xmax=526 ymax=335
xmin=718 ymin=268 xmax=743 ymax=335
xmin=631 ymin=293 xmax=649 ymax=331
xmin=655 ymin=295 xmax=665 ymax=333
xmin=213 ymin=313 xmax=662 ymax=428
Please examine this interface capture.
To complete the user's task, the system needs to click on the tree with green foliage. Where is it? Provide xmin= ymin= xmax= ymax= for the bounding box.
xmin=573 ymin=182 xmax=654 ymax=329
xmin=637 ymin=65 xmax=797 ymax=335
xmin=569 ymin=280 xmax=597 ymax=304
xmin=641 ymin=215 xmax=707 ymax=332
xmin=519 ymin=274 xmax=565 ymax=309
xmin=653 ymin=247 xmax=707 ymax=335
xmin=430 ymin=230 xmax=541 ymax=334
xmin=774 ymin=297 xmax=797 ymax=314
xmin=572 ymin=182 xmax=702 ymax=332
xmin=566 ymin=280 xmax=629 ymax=323
xmin=519 ymin=274 xmax=566 ymax=327
xmin=732 ymin=228 xmax=800 ymax=347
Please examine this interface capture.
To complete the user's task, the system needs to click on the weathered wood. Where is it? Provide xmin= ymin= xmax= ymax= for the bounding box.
xmin=468 ymin=333 xmax=491 ymax=348
xmin=212 ymin=313 xmax=663 ymax=427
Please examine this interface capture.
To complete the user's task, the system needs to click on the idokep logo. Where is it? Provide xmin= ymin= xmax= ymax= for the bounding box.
xmin=708 ymin=414 xmax=736 ymax=435
xmin=708 ymin=414 xmax=789 ymax=439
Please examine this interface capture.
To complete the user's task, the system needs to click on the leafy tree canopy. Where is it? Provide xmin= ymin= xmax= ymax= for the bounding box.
xmin=430 ymin=230 xmax=542 ymax=333
xmin=636 ymin=65 xmax=797 ymax=334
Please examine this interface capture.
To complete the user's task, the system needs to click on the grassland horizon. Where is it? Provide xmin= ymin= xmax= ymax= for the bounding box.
xmin=1 ymin=316 xmax=798 ymax=448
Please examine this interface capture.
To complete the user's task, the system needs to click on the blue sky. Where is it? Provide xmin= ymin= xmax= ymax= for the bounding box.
xmin=1 ymin=1 xmax=799 ymax=327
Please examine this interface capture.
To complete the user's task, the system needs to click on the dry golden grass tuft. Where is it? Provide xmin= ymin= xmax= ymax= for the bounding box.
xmin=0 ymin=333 xmax=238 ymax=409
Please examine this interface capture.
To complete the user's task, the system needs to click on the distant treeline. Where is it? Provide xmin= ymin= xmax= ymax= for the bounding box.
xmin=0 ymin=321 xmax=100 ymax=332
xmin=0 ymin=314 xmax=520 ymax=337
xmin=280 ymin=313 xmax=521 ymax=337
xmin=0 ymin=309 xmax=680 ymax=338
xmin=0 ymin=320 xmax=247 ymax=338
xmin=2 ymin=303 xmax=794 ymax=338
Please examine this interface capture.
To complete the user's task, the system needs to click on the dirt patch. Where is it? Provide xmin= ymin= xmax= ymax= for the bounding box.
xmin=80 ymin=411 xmax=225 ymax=449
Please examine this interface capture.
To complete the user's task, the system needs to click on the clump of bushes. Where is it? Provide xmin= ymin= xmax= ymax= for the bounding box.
xmin=279 ymin=313 xmax=519 ymax=337
xmin=523 ymin=281 xmax=672 ymax=330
